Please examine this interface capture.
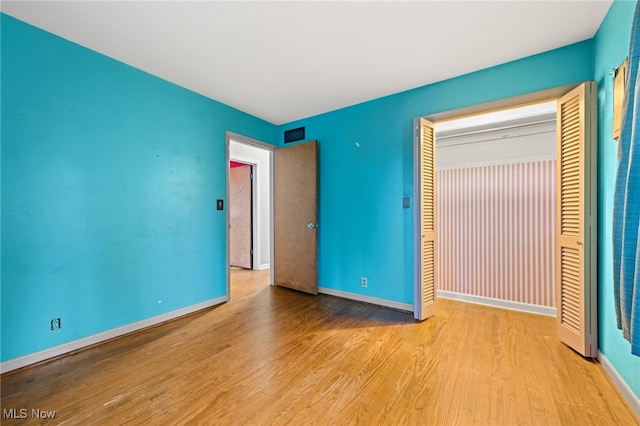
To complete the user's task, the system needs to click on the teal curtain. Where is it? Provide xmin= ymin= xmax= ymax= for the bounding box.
xmin=613 ymin=1 xmax=640 ymax=357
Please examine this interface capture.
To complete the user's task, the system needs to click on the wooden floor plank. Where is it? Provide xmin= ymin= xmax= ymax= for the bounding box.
xmin=2 ymin=268 xmax=638 ymax=425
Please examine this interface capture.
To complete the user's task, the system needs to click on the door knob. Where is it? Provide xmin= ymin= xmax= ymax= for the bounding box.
xmin=307 ymin=223 xmax=318 ymax=229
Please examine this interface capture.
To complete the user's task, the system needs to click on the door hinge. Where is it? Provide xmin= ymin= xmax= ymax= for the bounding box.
xmin=250 ymin=173 xmax=253 ymax=180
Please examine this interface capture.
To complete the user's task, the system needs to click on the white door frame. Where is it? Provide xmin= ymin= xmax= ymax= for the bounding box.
xmin=225 ymin=131 xmax=276 ymax=300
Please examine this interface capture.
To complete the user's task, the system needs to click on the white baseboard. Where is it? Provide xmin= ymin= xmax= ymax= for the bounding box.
xmin=318 ymin=287 xmax=413 ymax=312
xmin=437 ymin=290 xmax=557 ymax=317
xmin=0 ymin=296 xmax=228 ymax=374
xmin=598 ymin=351 xmax=640 ymax=416
xmin=259 ymin=263 xmax=271 ymax=270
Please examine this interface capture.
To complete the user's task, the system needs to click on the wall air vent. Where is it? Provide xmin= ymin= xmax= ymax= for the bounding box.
xmin=284 ymin=127 xmax=305 ymax=144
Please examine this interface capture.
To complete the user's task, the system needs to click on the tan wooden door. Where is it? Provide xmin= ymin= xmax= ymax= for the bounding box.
xmin=229 ymin=164 xmax=253 ymax=269
xmin=556 ymin=82 xmax=598 ymax=357
xmin=274 ymin=140 xmax=318 ymax=294
xmin=415 ymin=118 xmax=437 ymax=320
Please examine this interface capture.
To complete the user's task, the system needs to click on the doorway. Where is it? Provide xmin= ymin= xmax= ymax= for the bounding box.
xmin=225 ymin=132 xmax=320 ymax=299
xmin=227 ymin=133 xmax=275 ymax=299
xmin=433 ymin=101 xmax=557 ymax=313
xmin=414 ymin=83 xmax=598 ymax=357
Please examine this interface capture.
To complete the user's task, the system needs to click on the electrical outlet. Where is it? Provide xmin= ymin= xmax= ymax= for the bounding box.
xmin=361 ymin=277 xmax=368 ymax=288
xmin=50 ymin=318 xmax=61 ymax=331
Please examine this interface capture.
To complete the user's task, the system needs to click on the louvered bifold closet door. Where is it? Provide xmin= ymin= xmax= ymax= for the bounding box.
xmin=416 ymin=118 xmax=437 ymax=320
xmin=556 ymin=82 xmax=598 ymax=357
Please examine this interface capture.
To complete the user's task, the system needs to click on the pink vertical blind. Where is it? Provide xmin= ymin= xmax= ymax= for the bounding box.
xmin=437 ymin=160 xmax=556 ymax=307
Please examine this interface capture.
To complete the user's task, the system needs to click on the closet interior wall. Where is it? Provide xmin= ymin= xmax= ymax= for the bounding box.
xmin=436 ymin=118 xmax=557 ymax=309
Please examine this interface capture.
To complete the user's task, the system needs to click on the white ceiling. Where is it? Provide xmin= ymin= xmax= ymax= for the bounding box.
xmin=1 ymin=1 xmax=612 ymax=125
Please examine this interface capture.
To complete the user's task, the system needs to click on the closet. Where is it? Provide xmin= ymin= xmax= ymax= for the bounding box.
xmin=435 ymin=102 xmax=558 ymax=312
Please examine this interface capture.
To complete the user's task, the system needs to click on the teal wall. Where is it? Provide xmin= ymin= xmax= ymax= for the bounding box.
xmin=0 ymin=14 xmax=277 ymax=361
xmin=279 ymin=41 xmax=593 ymax=306
xmin=593 ymin=0 xmax=640 ymax=398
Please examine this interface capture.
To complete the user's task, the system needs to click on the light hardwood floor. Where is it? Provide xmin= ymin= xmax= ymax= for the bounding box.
xmin=2 ymin=268 xmax=638 ymax=425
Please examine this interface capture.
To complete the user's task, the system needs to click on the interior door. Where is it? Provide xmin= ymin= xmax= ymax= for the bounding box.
xmin=415 ymin=118 xmax=437 ymax=320
xmin=229 ymin=163 xmax=253 ymax=269
xmin=556 ymin=82 xmax=598 ymax=357
xmin=274 ymin=140 xmax=318 ymax=294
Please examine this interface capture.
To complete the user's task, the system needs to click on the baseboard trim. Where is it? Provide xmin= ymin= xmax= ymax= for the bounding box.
xmin=437 ymin=290 xmax=557 ymax=317
xmin=598 ymin=351 xmax=640 ymax=416
xmin=0 ymin=296 xmax=228 ymax=374
xmin=318 ymin=287 xmax=413 ymax=312
xmin=259 ymin=263 xmax=271 ymax=270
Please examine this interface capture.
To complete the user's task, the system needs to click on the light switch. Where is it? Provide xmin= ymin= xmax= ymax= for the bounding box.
xmin=217 ymin=199 xmax=224 ymax=210
xmin=403 ymin=197 xmax=410 ymax=208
